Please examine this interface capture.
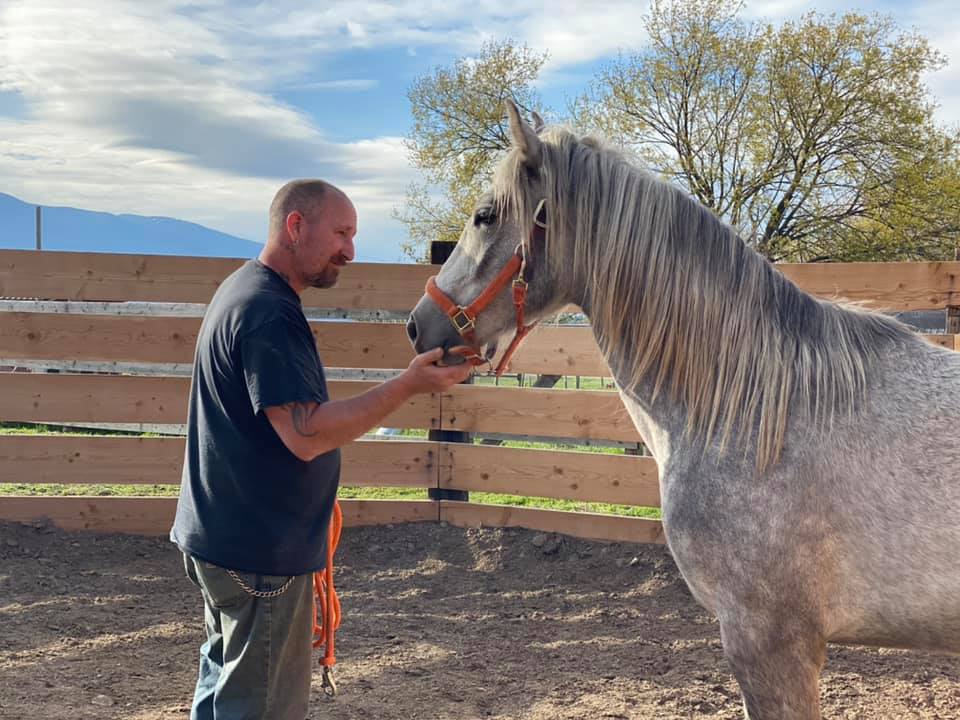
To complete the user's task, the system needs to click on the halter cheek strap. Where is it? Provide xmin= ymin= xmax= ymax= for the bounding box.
xmin=424 ymin=199 xmax=547 ymax=376
xmin=425 ymin=253 xmax=523 ymax=349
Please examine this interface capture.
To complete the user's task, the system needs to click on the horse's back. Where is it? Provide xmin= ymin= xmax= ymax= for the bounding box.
xmin=820 ymin=340 xmax=960 ymax=650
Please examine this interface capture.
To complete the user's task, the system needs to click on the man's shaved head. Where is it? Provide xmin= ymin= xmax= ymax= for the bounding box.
xmin=268 ymin=179 xmax=347 ymax=240
xmin=259 ymin=179 xmax=357 ymax=294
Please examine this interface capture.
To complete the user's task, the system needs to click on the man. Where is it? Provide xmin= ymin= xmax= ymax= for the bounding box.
xmin=170 ymin=179 xmax=472 ymax=719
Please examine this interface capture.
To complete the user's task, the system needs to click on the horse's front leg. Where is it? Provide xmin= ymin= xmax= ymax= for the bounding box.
xmin=718 ymin=610 xmax=827 ymax=720
xmin=660 ymin=478 xmax=828 ymax=720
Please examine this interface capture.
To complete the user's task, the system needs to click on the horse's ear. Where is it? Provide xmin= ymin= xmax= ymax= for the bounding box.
xmin=531 ymin=111 xmax=546 ymax=134
xmin=506 ymin=99 xmax=542 ymax=169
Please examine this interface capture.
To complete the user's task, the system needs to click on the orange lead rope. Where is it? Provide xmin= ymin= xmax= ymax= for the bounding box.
xmin=313 ymin=500 xmax=342 ymax=696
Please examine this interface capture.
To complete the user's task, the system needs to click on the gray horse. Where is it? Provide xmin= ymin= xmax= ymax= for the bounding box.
xmin=407 ymin=100 xmax=960 ymax=719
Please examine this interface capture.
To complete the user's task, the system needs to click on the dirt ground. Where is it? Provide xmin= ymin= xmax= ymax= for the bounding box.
xmin=1 ymin=519 xmax=958 ymax=720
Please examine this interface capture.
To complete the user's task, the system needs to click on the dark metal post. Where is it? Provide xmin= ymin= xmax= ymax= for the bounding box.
xmin=949 ymin=233 xmax=959 ymax=334
xmin=947 ymin=306 xmax=960 ymax=335
xmin=429 ymin=240 xmax=457 ymax=265
xmin=35 ymin=206 xmax=42 ymax=250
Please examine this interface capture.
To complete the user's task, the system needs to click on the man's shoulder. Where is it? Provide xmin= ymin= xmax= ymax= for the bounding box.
xmin=216 ymin=260 xmax=288 ymax=302
xmin=209 ymin=262 xmax=304 ymax=334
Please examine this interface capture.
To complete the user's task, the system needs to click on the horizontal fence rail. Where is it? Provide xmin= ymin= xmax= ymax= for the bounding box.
xmin=0 ymin=436 xmax=438 ymax=488
xmin=438 ymin=443 xmax=660 ymax=507
xmin=0 ymin=497 xmax=437 ymax=535
xmin=439 ymin=502 xmax=665 ymax=545
xmin=0 ymin=250 xmax=434 ymax=309
xmin=0 ymin=375 xmax=439 ymax=428
xmin=0 ymin=313 xmax=619 ymax=375
xmin=0 ymin=373 xmax=646 ymax=443
xmin=776 ymin=261 xmax=960 ymax=311
xmin=3 ymin=250 xmax=959 ymax=310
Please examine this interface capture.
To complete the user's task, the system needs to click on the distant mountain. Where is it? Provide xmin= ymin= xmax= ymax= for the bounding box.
xmin=0 ymin=192 xmax=262 ymax=258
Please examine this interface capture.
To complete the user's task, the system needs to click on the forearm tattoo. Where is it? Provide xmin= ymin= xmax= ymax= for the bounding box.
xmin=283 ymin=401 xmax=319 ymax=437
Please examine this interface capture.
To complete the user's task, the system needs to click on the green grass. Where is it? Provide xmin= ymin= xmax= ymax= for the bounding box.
xmin=469 ymin=492 xmax=661 ymax=518
xmin=377 ymin=423 xmax=635 ymax=454
xmin=337 ymin=486 xmax=427 ymax=500
xmin=1 ymin=423 xmax=98 ymax=436
xmin=0 ymin=422 xmax=157 ymax=437
xmin=485 ymin=438 xmax=626 ymax=454
xmin=472 ymin=374 xmax=616 ymax=391
xmin=0 ymin=483 xmax=177 ymax=497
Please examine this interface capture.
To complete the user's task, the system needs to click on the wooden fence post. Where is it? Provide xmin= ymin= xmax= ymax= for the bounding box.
xmin=427 ymin=239 xmax=470 ymax=503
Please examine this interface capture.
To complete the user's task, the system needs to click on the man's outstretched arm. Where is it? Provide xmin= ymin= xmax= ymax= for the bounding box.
xmin=264 ymin=348 xmax=472 ymax=461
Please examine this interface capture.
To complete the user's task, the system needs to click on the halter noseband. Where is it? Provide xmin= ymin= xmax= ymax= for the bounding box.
xmin=424 ymin=199 xmax=547 ymax=376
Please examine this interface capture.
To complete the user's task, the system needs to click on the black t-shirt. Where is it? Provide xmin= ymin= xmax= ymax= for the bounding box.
xmin=170 ymin=260 xmax=340 ymax=575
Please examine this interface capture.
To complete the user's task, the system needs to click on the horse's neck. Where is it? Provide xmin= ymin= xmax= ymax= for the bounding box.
xmin=587 ymin=323 xmax=689 ymax=464
xmin=569 ymin=263 xmax=686 ymax=462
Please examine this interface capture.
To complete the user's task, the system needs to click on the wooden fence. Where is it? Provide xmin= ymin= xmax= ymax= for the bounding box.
xmin=1 ymin=249 xmax=958 ymax=544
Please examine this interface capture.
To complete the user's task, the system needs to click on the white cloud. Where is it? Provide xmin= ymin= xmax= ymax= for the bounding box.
xmin=899 ymin=2 xmax=960 ymax=131
xmin=0 ymin=117 xmax=271 ymax=233
xmin=178 ymin=0 xmax=647 ymax=66
xmin=519 ymin=2 xmax=651 ymax=69
xmin=745 ymin=0 xmax=825 ymax=19
xmin=346 ymin=20 xmax=368 ymax=40
xmin=0 ymin=1 xmax=420 ymax=261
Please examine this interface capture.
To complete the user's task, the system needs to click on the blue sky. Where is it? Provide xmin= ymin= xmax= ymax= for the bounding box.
xmin=1 ymin=1 xmax=957 ymax=262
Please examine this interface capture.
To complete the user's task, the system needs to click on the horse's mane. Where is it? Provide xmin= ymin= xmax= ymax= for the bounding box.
xmin=491 ymin=127 xmax=912 ymax=470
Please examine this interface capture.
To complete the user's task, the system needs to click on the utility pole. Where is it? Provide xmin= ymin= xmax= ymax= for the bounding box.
xmin=35 ymin=206 xmax=42 ymax=250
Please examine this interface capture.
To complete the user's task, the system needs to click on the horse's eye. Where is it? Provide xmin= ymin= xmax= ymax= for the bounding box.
xmin=473 ymin=207 xmax=495 ymax=227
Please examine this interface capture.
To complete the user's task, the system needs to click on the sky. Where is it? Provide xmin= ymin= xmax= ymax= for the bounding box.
xmin=1 ymin=1 xmax=958 ymax=262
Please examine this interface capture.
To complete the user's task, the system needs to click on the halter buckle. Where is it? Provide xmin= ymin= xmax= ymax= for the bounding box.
xmin=450 ymin=309 xmax=475 ymax=334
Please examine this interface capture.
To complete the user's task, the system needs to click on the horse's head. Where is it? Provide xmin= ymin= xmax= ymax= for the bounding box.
xmin=407 ymin=101 xmax=573 ymax=371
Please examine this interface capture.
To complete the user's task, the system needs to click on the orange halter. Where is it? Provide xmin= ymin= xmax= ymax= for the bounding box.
xmin=424 ymin=200 xmax=547 ymax=376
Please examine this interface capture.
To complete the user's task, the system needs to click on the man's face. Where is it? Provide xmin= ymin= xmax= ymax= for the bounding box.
xmin=294 ymin=193 xmax=357 ymax=289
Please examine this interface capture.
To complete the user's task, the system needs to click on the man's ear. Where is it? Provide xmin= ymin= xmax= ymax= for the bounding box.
xmin=506 ymin=99 xmax=542 ymax=170
xmin=285 ymin=211 xmax=303 ymax=247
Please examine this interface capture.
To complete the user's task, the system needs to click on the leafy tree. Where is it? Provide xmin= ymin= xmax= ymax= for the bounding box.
xmin=576 ymin=0 xmax=959 ymax=261
xmin=823 ymin=131 xmax=960 ymax=261
xmin=395 ymin=40 xmax=548 ymax=260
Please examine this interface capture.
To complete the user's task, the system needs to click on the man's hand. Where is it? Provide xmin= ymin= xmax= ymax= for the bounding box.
xmin=399 ymin=348 xmax=474 ymax=395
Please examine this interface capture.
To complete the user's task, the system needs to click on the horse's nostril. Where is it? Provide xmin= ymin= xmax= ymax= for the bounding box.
xmin=405 ymin=316 xmax=418 ymax=344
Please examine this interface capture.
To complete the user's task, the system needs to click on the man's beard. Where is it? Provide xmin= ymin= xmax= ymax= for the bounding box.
xmin=307 ymin=264 xmax=340 ymax=289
